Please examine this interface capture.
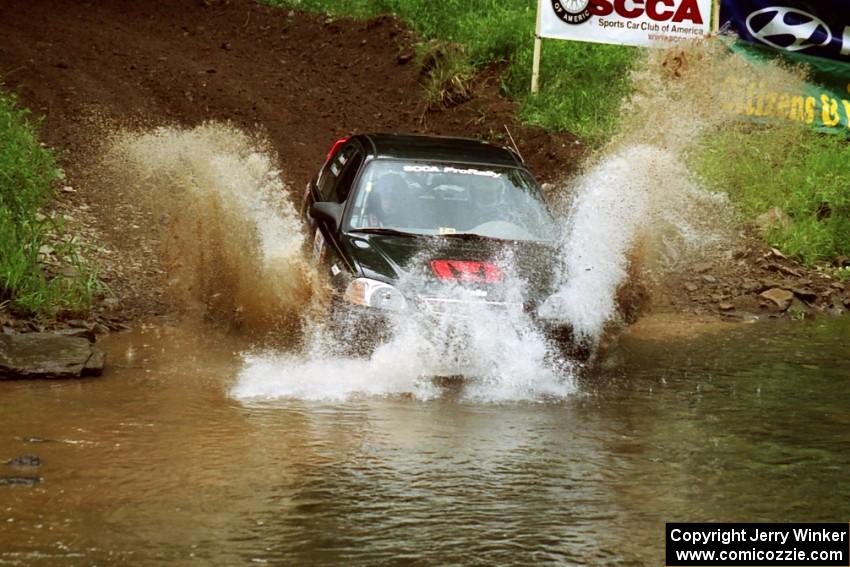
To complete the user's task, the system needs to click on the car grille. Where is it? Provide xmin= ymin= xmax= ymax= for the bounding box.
xmin=416 ymin=296 xmax=522 ymax=316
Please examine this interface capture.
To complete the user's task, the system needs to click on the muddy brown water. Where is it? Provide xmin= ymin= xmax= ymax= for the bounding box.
xmin=1 ymin=318 xmax=849 ymax=565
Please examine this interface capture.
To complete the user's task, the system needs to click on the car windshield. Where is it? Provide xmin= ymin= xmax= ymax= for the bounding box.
xmin=347 ymin=160 xmax=556 ymax=241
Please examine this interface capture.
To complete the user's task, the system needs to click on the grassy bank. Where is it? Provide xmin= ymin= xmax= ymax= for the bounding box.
xmin=0 ymin=87 xmax=95 ymax=316
xmin=266 ymin=0 xmax=637 ymax=144
xmin=691 ymin=123 xmax=850 ymax=265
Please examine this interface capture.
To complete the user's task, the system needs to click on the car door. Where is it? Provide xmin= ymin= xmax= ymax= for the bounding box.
xmin=309 ymin=141 xmax=364 ymax=277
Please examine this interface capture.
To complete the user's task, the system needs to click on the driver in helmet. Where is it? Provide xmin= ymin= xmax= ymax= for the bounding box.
xmin=365 ymin=173 xmax=410 ymax=228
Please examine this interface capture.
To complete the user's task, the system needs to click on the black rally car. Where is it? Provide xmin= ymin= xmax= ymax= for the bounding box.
xmin=301 ymin=133 xmax=571 ymax=351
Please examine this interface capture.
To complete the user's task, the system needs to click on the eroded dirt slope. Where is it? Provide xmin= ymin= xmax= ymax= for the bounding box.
xmin=1 ymin=0 xmax=579 ymax=185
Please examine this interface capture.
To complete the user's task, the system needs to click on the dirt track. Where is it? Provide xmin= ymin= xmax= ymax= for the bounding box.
xmin=0 ymin=0 xmax=580 ymax=186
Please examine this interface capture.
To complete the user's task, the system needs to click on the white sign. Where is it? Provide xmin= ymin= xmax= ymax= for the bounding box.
xmin=537 ymin=0 xmax=713 ymax=47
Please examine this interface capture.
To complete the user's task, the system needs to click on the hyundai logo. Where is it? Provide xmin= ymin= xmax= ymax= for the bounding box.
xmin=746 ymin=6 xmax=831 ymax=52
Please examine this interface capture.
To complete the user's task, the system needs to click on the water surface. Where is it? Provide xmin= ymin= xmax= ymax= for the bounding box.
xmin=1 ymin=318 xmax=848 ymax=565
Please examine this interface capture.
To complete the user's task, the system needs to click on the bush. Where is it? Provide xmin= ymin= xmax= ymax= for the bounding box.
xmin=0 ymin=88 xmax=96 ymax=315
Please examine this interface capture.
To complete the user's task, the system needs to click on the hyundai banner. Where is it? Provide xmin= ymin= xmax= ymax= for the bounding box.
xmin=537 ymin=0 xmax=713 ymax=47
xmin=718 ymin=1 xmax=850 ymax=62
xmin=718 ymin=0 xmax=850 ymax=132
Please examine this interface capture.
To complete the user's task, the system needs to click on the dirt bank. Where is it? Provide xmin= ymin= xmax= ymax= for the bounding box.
xmin=0 ymin=0 xmax=581 ymax=325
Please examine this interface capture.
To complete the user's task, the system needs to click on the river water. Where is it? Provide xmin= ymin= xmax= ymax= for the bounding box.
xmin=1 ymin=316 xmax=849 ymax=566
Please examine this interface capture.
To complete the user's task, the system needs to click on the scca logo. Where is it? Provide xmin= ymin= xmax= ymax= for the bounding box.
xmin=746 ymin=7 xmax=831 ymax=52
xmin=552 ymin=0 xmax=704 ymax=25
xmin=552 ymin=0 xmax=593 ymax=24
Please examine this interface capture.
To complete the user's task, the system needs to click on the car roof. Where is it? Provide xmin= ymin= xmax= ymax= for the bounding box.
xmin=356 ymin=133 xmax=523 ymax=168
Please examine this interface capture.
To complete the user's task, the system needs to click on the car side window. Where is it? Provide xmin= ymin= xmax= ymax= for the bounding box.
xmin=335 ymin=151 xmax=364 ymax=203
xmin=317 ymin=143 xmax=362 ymax=202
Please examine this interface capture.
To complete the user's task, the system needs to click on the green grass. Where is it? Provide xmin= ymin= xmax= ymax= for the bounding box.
xmin=266 ymin=0 xmax=637 ymax=144
xmin=691 ymin=123 xmax=850 ymax=265
xmin=0 ymin=87 xmax=97 ymax=316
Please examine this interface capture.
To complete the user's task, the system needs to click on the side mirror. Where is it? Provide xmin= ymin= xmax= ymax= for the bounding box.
xmin=309 ymin=202 xmax=343 ymax=233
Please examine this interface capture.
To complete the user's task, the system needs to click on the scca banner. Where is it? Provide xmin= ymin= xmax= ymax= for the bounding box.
xmin=719 ymin=1 xmax=850 ymax=62
xmin=537 ymin=0 xmax=713 ymax=47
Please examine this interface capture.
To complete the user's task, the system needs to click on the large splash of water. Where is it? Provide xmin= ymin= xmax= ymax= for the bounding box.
xmin=538 ymin=39 xmax=805 ymax=342
xmin=103 ymin=123 xmax=316 ymax=332
xmin=537 ymin=144 xmax=730 ymax=341
xmin=233 ymin=252 xmax=577 ymax=403
xmin=101 ymin=123 xmax=575 ymax=402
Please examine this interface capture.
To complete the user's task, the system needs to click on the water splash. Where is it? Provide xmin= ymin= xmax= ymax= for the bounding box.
xmin=538 ymin=144 xmax=729 ymax=341
xmin=103 ymin=123 xmax=316 ymax=331
xmin=538 ymin=39 xmax=804 ymax=343
xmin=232 ymin=254 xmax=577 ymax=403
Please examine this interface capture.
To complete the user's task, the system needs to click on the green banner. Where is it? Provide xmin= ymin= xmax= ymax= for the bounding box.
xmin=722 ymin=40 xmax=850 ymax=133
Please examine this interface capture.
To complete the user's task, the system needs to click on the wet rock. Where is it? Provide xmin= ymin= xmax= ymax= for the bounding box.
xmin=760 ymin=288 xmax=794 ymax=311
xmin=768 ymin=247 xmax=787 ymax=260
xmin=92 ymin=322 xmax=110 ymax=336
xmin=0 ymin=333 xmax=105 ymax=379
xmin=0 ymin=476 xmax=41 ymax=487
xmin=767 ymin=262 xmax=802 ymax=278
xmin=53 ymin=327 xmax=96 ymax=342
xmin=702 ymin=275 xmax=717 ymax=284
xmin=85 ymin=348 xmax=106 ymax=374
xmin=754 ymin=207 xmax=791 ymax=235
xmin=6 ymin=454 xmax=40 ymax=467
xmin=788 ymin=298 xmax=814 ymax=319
xmin=105 ymin=320 xmax=130 ymax=332
xmin=791 ymin=288 xmax=818 ymax=303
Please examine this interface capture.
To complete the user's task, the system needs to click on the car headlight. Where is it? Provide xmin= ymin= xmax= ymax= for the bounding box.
xmin=343 ymin=278 xmax=407 ymax=311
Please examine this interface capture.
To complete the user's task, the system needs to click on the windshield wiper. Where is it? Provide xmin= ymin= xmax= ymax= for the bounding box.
xmin=439 ymin=232 xmax=554 ymax=244
xmin=348 ymin=228 xmax=421 ymax=237
xmin=437 ymin=232 xmax=509 ymax=242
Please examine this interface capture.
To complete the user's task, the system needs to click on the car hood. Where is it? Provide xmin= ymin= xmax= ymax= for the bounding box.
xmin=340 ymin=232 xmax=560 ymax=307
